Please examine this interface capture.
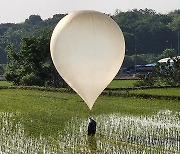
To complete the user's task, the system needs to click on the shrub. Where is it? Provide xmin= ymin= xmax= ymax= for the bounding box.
xmin=134 ymin=73 xmax=156 ymax=87
xmin=20 ymin=73 xmax=44 ymax=86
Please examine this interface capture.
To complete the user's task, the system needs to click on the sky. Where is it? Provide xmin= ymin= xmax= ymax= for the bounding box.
xmin=0 ymin=0 xmax=180 ymax=23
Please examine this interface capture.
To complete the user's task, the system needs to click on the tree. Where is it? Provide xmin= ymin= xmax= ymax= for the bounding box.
xmin=25 ymin=15 xmax=42 ymax=25
xmin=112 ymin=8 xmax=175 ymax=55
xmin=168 ymin=10 xmax=180 ymax=32
xmin=155 ymin=56 xmax=180 ymax=86
xmin=5 ymin=33 xmax=67 ymax=87
xmin=135 ymin=56 xmax=180 ymax=86
xmin=162 ymin=48 xmax=177 ymax=58
xmin=0 ymin=9 xmax=180 ymax=64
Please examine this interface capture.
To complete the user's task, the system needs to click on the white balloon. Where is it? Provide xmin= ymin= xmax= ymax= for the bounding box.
xmin=50 ymin=10 xmax=125 ymax=110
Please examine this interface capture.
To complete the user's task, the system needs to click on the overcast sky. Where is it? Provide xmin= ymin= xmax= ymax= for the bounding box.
xmin=0 ymin=0 xmax=180 ymax=23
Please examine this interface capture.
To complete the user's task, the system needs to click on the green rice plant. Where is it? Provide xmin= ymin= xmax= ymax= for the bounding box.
xmin=0 ymin=88 xmax=179 ymax=137
xmin=0 ymin=110 xmax=179 ymax=153
xmin=0 ymin=88 xmax=179 ymax=153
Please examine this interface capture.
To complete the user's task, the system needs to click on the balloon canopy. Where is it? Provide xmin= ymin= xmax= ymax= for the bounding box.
xmin=50 ymin=10 xmax=125 ymax=110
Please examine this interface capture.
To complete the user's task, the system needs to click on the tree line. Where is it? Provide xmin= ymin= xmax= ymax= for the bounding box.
xmin=1 ymin=8 xmax=180 ymax=87
xmin=113 ymin=9 xmax=180 ymax=55
xmin=0 ymin=8 xmax=180 ymax=65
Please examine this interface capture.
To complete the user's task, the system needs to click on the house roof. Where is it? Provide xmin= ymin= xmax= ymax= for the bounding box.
xmin=158 ymin=56 xmax=180 ymax=63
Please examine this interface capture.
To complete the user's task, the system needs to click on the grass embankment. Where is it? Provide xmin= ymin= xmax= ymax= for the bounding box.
xmin=131 ymin=88 xmax=180 ymax=97
xmin=105 ymin=87 xmax=180 ymax=101
xmin=0 ymin=87 xmax=179 ymax=137
xmin=0 ymin=80 xmax=137 ymax=88
xmin=0 ymin=81 xmax=12 ymax=87
xmin=0 ymin=80 xmax=179 ymax=153
xmin=108 ymin=79 xmax=137 ymax=88
xmin=107 ymin=79 xmax=180 ymax=99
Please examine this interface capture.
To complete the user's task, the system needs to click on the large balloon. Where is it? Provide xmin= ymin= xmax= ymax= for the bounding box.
xmin=50 ymin=10 xmax=125 ymax=110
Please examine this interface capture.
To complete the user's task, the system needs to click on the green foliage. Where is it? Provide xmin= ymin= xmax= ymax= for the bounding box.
xmin=108 ymin=80 xmax=137 ymax=88
xmin=25 ymin=15 xmax=43 ymax=25
xmin=123 ymin=48 xmax=177 ymax=68
xmin=112 ymin=8 xmax=174 ymax=55
xmin=0 ymin=9 xmax=179 ymax=64
xmin=136 ymin=56 xmax=180 ymax=86
xmin=155 ymin=56 xmax=180 ymax=86
xmin=5 ymin=33 xmax=67 ymax=87
xmin=162 ymin=48 xmax=177 ymax=57
xmin=122 ymin=53 xmax=162 ymax=68
xmin=134 ymin=73 xmax=156 ymax=87
xmin=168 ymin=10 xmax=180 ymax=31
xmin=20 ymin=73 xmax=44 ymax=86
xmin=0 ymin=14 xmax=65 ymax=64
xmin=0 ymin=88 xmax=179 ymax=137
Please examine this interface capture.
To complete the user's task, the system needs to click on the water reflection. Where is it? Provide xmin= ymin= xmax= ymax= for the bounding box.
xmin=0 ymin=110 xmax=179 ymax=153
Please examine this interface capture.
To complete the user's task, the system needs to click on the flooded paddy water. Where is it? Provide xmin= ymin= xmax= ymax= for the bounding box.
xmin=0 ymin=110 xmax=179 ymax=153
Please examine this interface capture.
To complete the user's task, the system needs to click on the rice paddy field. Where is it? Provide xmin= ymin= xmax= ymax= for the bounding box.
xmin=130 ymin=88 xmax=180 ymax=97
xmin=108 ymin=79 xmax=137 ymax=88
xmin=0 ymin=80 xmax=179 ymax=153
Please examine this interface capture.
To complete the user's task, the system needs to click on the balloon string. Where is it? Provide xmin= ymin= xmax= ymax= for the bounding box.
xmin=89 ymin=110 xmax=92 ymax=118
